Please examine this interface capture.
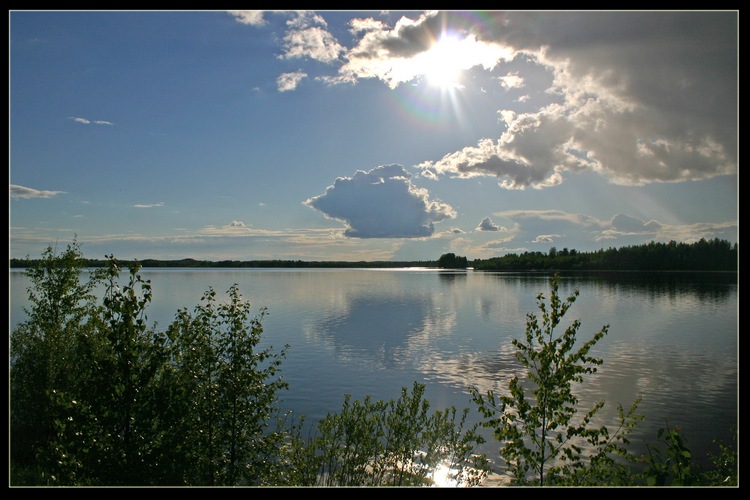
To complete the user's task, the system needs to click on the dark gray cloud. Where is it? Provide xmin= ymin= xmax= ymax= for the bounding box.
xmin=304 ymin=164 xmax=456 ymax=238
xmin=391 ymin=11 xmax=736 ymax=188
xmin=350 ymin=11 xmax=442 ymax=59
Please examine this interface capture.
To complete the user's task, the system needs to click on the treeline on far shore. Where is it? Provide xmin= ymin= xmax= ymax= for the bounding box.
xmin=9 ymin=256 xmax=436 ymax=269
xmin=9 ymin=238 xmax=737 ymax=273
xmin=472 ymin=238 xmax=737 ymax=272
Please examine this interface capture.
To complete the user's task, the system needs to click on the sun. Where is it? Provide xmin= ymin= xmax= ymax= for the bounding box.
xmin=419 ymin=34 xmax=466 ymax=90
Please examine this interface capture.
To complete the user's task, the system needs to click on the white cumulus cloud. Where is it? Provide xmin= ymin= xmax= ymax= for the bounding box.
xmin=304 ymin=164 xmax=456 ymax=238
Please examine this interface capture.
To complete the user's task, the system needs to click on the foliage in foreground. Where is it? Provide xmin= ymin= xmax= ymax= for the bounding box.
xmin=470 ymin=275 xmax=643 ymax=485
xmin=11 ymin=242 xmax=292 ymax=485
xmin=10 ymin=242 xmax=737 ymax=486
xmin=10 ymin=241 xmax=487 ymax=486
xmin=275 ymin=382 xmax=489 ymax=486
xmin=470 ymin=274 xmax=738 ymax=487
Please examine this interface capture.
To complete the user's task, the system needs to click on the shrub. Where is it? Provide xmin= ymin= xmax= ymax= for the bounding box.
xmin=470 ymin=273 xmax=643 ymax=486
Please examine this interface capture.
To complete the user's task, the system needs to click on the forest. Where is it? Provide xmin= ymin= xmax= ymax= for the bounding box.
xmin=9 ymin=238 xmax=738 ymax=272
xmin=471 ymin=238 xmax=737 ymax=272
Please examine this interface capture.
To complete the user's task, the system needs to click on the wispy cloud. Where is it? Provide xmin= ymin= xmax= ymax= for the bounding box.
xmin=492 ymin=209 xmax=736 ymax=250
xmin=200 ymin=220 xmax=253 ymax=234
xmin=133 ymin=202 xmax=164 ymax=208
xmin=10 ymin=184 xmax=65 ymax=199
xmin=15 ymin=226 xmax=399 ymax=261
xmin=69 ymin=116 xmax=113 ymax=125
xmin=304 ymin=164 xmax=456 ymax=238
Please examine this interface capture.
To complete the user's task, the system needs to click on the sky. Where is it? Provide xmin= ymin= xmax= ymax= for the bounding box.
xmin=9 ymin=10 xmax=738 ymax=262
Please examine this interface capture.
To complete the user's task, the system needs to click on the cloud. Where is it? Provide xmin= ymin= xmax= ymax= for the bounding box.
xmin=610 ymin=213 xmax=662 ymax=234
xmin=200 ymin=220 xmax=254 ymax=235
xmin=277 ymin=71 xmax=307 ymax=92
xmin=69 ymin=116 xmax=113 ymax=125
xmin=280 ymin=25 xmax=344 ymax=64
xmin=338 ymin=11 xmax=513 ymax=89
xmin=133 ymin=202 xmax=164 ymax=208
xmin=477 ymin=216 xmax=505 ymax=232
xmin=498 ymin=72 xmax=524 ymax=89
xmin=415 ymin=11 xmax=737 ymax=188
xmin=253 ymin=11 xmax=512 ymax=90
xmin=11 ymin=225 xmax=401 ymax=262
xmin=304 ymin=164 xmax=456 ymax=238
xmin=238 ymin=11 xmax=736 ymax=188
xmin=500 ymin=209 xmax=603 ymax=228
xmin=532 ymin=234 xmax=561 ymax=244
xmin=491 ymin=209 xmax=736 ymax=252
xmin=232 ymin=11 xmax=736 ymax=192
xmin=10 ymin=184 xmax=65 ymax=199
xmin=228 ymin=10 xmax=267 ymax=26
xmin=419 ymin=136 xmax=566 ymax=190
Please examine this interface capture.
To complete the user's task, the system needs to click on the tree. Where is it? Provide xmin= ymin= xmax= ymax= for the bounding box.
xmin=437 ymin=253 xmax=468 ymax=269
xmin=470 ymin=274 xmax=643 ymax=485
xmin=161 ymin=284 xmax=290 ymax=485
xmin=10 ymin=240 xmax=107 ymax=484
xmin=11 ymin=246 xmax=291 ymax=486
xmin=38 ymin=255 xmax=167 ymax=485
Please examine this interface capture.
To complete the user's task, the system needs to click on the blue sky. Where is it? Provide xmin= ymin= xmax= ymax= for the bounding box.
xmin=9 ymin=10 xmax=738 ymax=262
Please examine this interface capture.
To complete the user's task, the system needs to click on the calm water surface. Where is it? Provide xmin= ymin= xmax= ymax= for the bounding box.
xmin=9 ymin=268 xmax=738 ymax=473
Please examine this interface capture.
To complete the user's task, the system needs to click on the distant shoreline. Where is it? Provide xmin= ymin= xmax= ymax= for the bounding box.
xmin=9 ymin=258 xmax=439 ymax=270
xmin=9 ymin=259 xmax=738 ymax=278
xmin=9 ymin=238 xmax=738 ymax=273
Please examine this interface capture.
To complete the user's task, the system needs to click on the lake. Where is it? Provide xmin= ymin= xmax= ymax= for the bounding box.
xmin=9 ymin=268 xmax=738 ymax=475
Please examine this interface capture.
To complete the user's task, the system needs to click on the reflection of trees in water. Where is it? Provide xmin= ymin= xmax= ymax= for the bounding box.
xmin=479 ymin=271 xmax=736 ymax=306
xmin=561 ymin=271 xmax=737 ymax=303
xmin=437 ymin=270 xmax=468 ymax=284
